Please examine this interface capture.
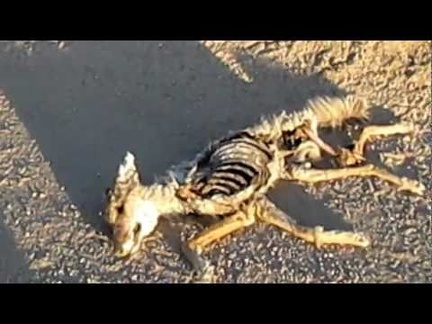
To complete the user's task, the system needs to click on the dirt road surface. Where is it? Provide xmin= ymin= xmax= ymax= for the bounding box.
xmin=0 ymin=41 xmax=430 ymax=283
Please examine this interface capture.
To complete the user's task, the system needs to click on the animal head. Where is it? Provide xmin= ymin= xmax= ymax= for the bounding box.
xmin=104 ymin=152 xmax=160 ymax=258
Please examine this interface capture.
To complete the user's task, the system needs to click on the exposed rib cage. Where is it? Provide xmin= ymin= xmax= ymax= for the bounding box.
xmin=183 ymin=131 xmax=274 ymax=200
xmin=178 ymin=95 xmax=370 ymax=203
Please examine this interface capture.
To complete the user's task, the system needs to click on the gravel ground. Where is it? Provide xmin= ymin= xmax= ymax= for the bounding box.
xmin=0 ymin=41 xmax=430 ymax=283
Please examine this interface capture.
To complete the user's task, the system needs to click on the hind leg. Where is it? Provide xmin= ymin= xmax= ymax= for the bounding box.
xmin=287 ymin=163 xmax=424 ymax=196
xmin=338 ymin=123 xmax=415 ymax=167
xmin=254 ymin=197 xmax=369 ymax=248
xmin=281 ymin=122 xmax=424 ymax=196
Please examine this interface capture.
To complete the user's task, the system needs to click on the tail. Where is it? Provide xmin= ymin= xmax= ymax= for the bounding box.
xmin=305 ymin=95 xmax=371 ymax=129
xmin=246 ymin=95 xmax=370 ymax=141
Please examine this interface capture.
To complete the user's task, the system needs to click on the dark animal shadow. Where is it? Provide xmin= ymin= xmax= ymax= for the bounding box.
xmin=0 ymin=41 xmax=381 ymax=255
xmin=0 ymin=215 xmax=35 ymax=283
xmin=268 ymin=182 xmax=353 ymax=231
xmin=362 ymin=105 xmax=417 ymax=172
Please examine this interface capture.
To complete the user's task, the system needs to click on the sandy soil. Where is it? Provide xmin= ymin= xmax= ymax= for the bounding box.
xmin=0 ymin=41 xmax=430 ymax=283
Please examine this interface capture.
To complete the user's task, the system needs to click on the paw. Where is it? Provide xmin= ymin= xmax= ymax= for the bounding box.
xmin=398 ymin=177 xmax=426 ymax=196
xmin=313 ymin=226 xmax=371 ymax=249
xmin=348 ymin=232 xmax=370 ymax=248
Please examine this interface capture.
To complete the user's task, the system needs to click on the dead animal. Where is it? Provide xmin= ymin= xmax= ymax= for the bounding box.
xmin=103 ymin=95 xmax=425 ymax=281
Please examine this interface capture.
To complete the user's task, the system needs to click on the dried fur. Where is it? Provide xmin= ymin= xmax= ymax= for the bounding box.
xmin=246 ymin=95 xmax=370 ymax=142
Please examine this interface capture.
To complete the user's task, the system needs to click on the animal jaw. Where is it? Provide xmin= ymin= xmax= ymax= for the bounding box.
xmin=112 ymin=197 xmax=160 ymax=258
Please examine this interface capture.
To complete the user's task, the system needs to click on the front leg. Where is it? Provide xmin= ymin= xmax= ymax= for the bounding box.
xmin=288 ymin=164 xmax=425 ymax=196
xmin=253 ymin=196 xmax=370 ymax=248
xmin=182 ymin=210 xmax=255 ymax=282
